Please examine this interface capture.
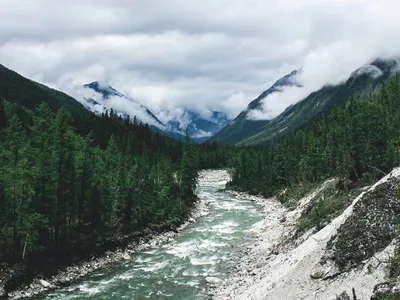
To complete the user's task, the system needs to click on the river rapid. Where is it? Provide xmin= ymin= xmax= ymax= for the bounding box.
xmin=41 ymin=170 xmax=265 ymax=300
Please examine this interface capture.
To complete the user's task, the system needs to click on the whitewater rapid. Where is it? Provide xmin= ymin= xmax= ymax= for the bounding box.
xmin=40 ymin=170 xmax=266 ymax=300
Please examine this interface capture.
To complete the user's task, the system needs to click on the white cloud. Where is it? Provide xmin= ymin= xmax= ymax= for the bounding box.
xmin=1 ymin=0 xmax=400 ymax=122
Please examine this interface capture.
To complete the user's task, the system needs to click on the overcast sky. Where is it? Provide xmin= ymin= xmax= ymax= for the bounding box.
xmin=1 ymin=0 xmax=400 ymax=120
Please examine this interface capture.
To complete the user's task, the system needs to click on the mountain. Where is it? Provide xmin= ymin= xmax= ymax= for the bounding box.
xmin=0 ymin=64 xmax=90 ymax=118
xmin=166 ymin=110 xmax=231 ymax=143
xmin=208 ymin=70 xmax=299 ymax=144
xmin=83 ymin=81 xmax=165 ymax=128
xmin=210 ymin=58 xmax=399 ymax=145
xmin=82 ymin=82 xmax=230 ymax=142
xmin=239 ymin=58 xmax=399 ymax=145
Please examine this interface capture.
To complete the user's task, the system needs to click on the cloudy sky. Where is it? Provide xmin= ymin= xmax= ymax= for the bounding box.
xmin=1 ymin=0 xmax=400 ymax=121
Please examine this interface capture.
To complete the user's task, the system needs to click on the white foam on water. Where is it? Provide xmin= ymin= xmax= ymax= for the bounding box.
xmin=156 ymin=290 xmax=174 ymax=297
xmin=166 ymin=241 xmax=198 ymax=258
xmin=190 ymin=255 xmax=220 ymax=266
xmin=76 ymin=283 xmax=101 ymax=296
xmin=141 ymin=249 xmax=157 ymax=255
xmin=198 ymin=239 xmax=228 ymax=249
xmin=135 ymin=256 xmax=154 ymax=263
xmin=97 ymin=278 xmax=116 ymax=286
xmin=211 ymin=220 xmax=240 ymax=234
xmin=185 ymin=280 xmax=200 ymax=287
xmin=116 ymin=273 xmax=134 ymax=280
xmin=182 ymin=270 xmax=200 ymax=277
xmin=138 ymin=261 xmax=168 ymax=272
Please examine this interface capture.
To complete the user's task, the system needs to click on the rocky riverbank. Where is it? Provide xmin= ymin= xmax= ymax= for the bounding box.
xmin=211 ymin=168 xmax=400 ymax=300
xmin=2 ymin=200 xmax=209 ymax=300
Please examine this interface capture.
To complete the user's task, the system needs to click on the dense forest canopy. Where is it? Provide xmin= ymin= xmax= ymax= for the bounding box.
xmin=0 ymin=100 xmax=216 ymax=289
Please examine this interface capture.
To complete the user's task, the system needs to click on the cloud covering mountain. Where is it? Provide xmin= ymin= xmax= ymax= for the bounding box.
xmin=78 ymin=81 xmax=230 ymax=141
xmin=2 ymin=0 xmax=400 ymax=121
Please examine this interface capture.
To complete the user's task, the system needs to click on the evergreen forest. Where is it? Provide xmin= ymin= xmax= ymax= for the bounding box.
xmin=0 ymin=100 xmax=214 ymax=289
xmin=228 ymin=74 xmax=400 ymax=197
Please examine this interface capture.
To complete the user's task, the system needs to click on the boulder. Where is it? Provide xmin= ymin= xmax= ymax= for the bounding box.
xmin=310 ymin=261 xmax=337 ymax=279
xmin=335 ymin=291 xmax=350 ymax=300
xmin=39 ymin=279 xmax=52 ymax=288
xmin=392 ymin=285 xmax=400 ymax=294
xmin=310 ymin=266 xmax=327 ymax=279
xmin=370 ymin=283 xmax=392 ymax=300
xmin=122 ymin=253 xmax=131 ymax=260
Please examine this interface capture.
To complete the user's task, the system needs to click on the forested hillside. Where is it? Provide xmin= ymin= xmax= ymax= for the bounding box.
xmin=210 ymin=58 xmax=398 ymax=146
xmin=0 ymin=99 xmax=201 ymax=291
xmin=229 ymin=73 xmax=400 ymax=197
xmin=240 ymin=59 xmax=398 ymax=146
xmin=0 ymin=65 xmax=89 ymax=119
xmin=208 ymin=70 xmax=299 ymax=145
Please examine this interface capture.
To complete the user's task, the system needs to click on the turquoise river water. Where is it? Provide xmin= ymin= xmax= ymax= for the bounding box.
xmin=42 ymin=170 xmax=265 ymax=300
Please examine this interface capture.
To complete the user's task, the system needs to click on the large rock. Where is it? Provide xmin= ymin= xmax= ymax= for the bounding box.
xmin=335 ymin=292 xmax=350 ymax=300
xmin=0 ymin=285 xmax=5 ymax=297
xmin=370 ymin=283 xmax=392 ymax=300
xmin=39 ymin=279 xmax=52 ymax=288
xmin=310 ymin=261 xmax=337 ymax=279
xmin=310 ymin=267 xmax=327 ymax=279
xmin=122 ymin=253 xmax=131 ymax=260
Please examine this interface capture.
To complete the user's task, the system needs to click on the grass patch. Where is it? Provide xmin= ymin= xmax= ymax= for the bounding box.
xmin=277 ymin=181 xmax=321 ymax=207
xmin=389 ymin=241 xmax=400 ymax=278
xmin=327 ymin=179 xmax=400 ymax=271
xmin=382 ymin=295 xmax=400 ymax=300
xmin=297 ymin=185 xmax=360 ymax=233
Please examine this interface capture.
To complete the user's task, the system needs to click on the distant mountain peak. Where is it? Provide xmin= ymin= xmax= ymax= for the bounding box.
xmin=82 ymin=81 xmax=165 ymax=128
xmin=271 ymin=70 xmax=300 ymax=90
xmin=244 ymin=69 xmax=300 ymax=113
xmin=83 ymin=81 xmax=123 ymax=99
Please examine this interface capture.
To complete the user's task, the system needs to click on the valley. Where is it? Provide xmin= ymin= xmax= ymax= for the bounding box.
xmin=2 ymin=2 xmax=400 ymax=298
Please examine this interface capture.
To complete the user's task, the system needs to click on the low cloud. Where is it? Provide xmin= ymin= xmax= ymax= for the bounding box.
xmin=1 ymin=0 xmax=400 ymax=123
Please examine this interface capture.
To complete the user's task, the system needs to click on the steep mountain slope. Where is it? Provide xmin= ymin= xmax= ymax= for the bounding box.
xmin=0 ymin=64 xmax=183 ymax=142
xmin=241 ymin=58 xmax=399 ymax=145
xmin=83 ymin=81 xmax=165 ymax=128
xmin=0 ymin=64 xmax=89 ymax=118
xmin=208 ymin=70 xmax=298 ymax=145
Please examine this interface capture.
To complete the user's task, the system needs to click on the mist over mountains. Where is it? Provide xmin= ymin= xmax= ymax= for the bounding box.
xmin=79 ymin=81 xmax=231 ymax=142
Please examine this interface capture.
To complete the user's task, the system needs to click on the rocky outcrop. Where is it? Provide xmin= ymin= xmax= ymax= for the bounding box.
xmin=335 ymin=291 xmax=351 ymax=300
xmin=370 ymin=282 xmax=400 ymax=299
xmin=326 ymin=177 xmax=400 ymax=271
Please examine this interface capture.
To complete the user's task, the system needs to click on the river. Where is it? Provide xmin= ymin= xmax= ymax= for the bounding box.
xmin=41 ymin=170 xmax=265 ymax=300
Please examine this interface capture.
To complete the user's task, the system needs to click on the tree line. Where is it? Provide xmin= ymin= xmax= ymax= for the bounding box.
xmin=229 ymin=74 xmax=400 ymax=197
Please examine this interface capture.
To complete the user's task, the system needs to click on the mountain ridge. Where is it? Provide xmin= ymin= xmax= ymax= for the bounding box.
xmin=240 ymin=57 xmax=399 ymax=145
xmin=209 ymin=57 xmax=399 ymax=146
xmin=208 ymin=69 xmax=299 ymax=144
